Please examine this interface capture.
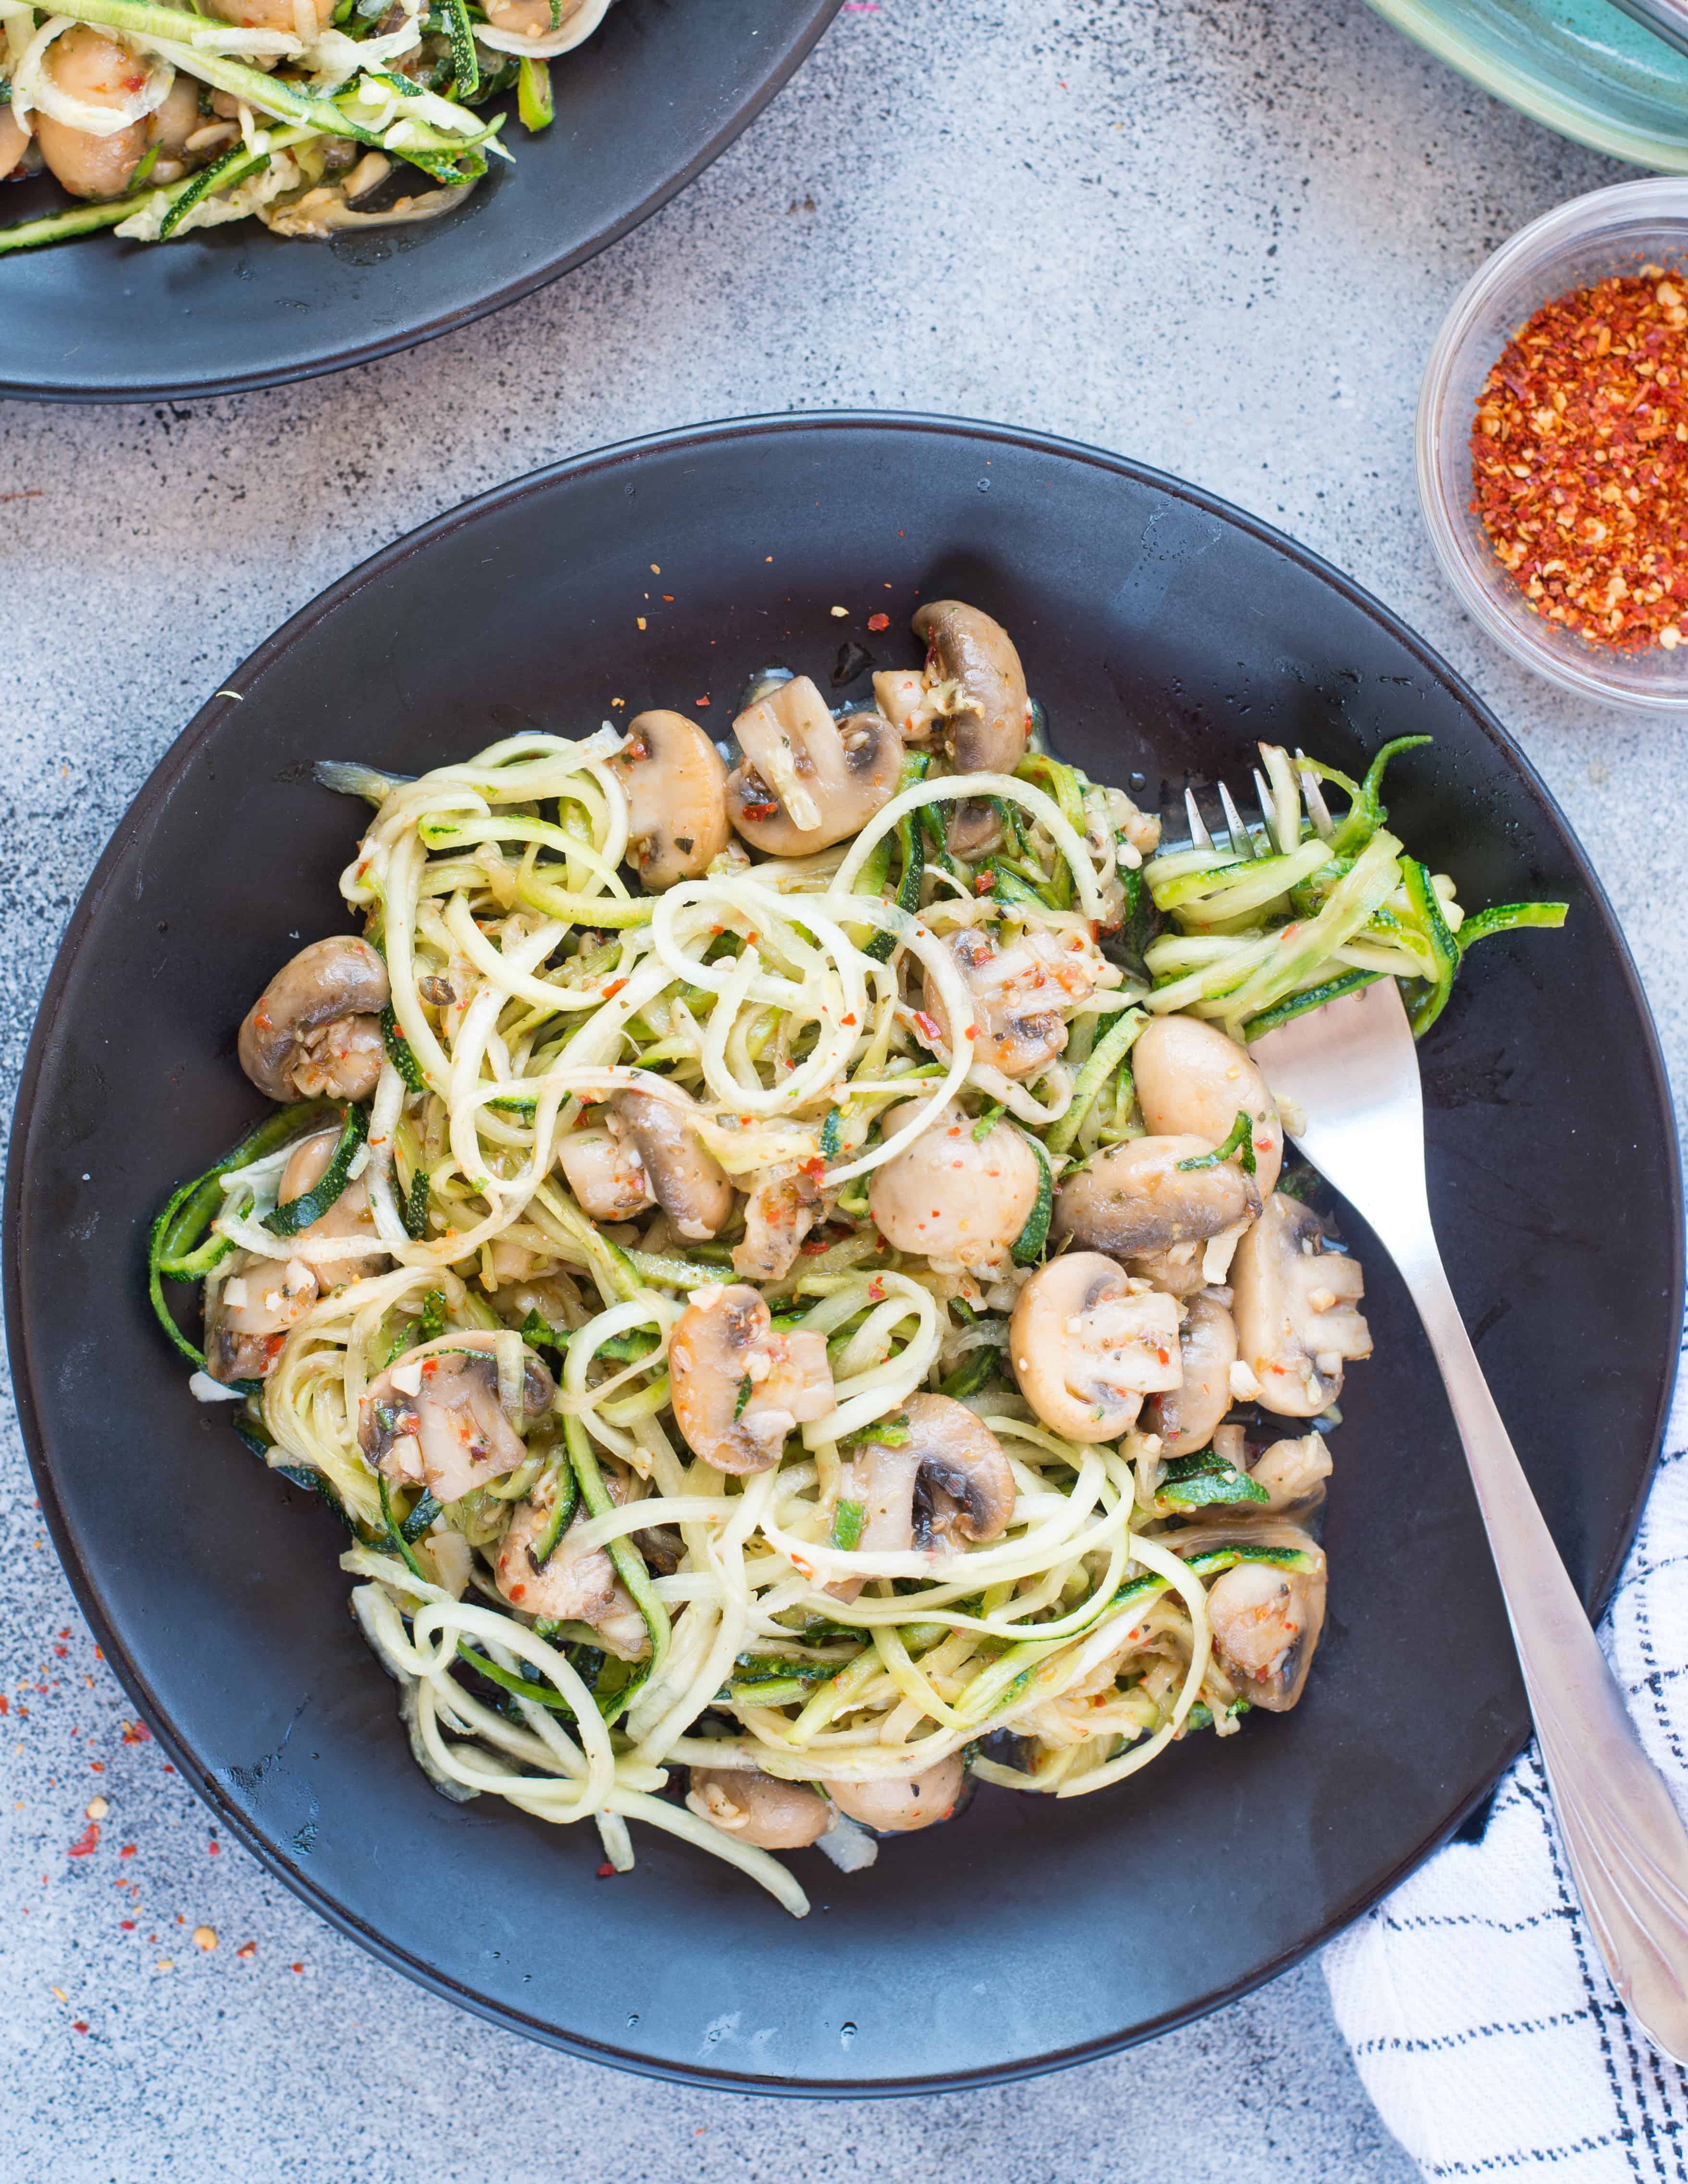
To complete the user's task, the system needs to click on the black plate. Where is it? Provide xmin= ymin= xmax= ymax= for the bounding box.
xmin=7 ymin=415 xmax=1680 ymax=2091
xmin=0 ymin=0 xmax=837 ymax=403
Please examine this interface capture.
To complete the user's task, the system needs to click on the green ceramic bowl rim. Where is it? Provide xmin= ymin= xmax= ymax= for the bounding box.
xmin=1364 ymin=0 xmax=1688 ymax=171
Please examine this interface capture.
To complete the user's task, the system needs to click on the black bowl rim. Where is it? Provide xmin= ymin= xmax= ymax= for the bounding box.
xmin=0 ymin=2 xmax=841 ymax=406
xmin=7 ymin=409 xmax=1681 ymax=2092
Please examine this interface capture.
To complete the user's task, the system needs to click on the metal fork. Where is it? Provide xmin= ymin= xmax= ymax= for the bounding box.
xmin=1177 ymin=762 xmax=1688 ymax=2063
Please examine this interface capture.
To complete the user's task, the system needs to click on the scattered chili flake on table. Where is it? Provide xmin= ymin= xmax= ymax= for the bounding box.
xmin=1472 ymin=266 xmax=1688 ymax=649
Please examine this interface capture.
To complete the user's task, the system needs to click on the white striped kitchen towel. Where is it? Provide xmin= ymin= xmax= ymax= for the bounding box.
xmin=1324 ymin=1314 xmax=1688 ymax=2182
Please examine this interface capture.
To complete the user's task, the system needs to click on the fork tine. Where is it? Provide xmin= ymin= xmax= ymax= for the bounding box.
xmin=1183 ymin=787 xmax=1214 ymax=852
xmin=1295 ymin=749 xmax=1336 ymax=843
xmin=1252 ymin=766 xmax=1283 ymax=854
xmin=1216 ymin=779 xmax=1259 ymax=860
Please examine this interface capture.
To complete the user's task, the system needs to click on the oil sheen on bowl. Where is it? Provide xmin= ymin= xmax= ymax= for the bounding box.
xmin=1418 ymin=176 xmax=1688 ymax=713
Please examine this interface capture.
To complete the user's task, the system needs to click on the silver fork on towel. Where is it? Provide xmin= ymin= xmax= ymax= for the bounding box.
xmin=1171 ymin=760 xmax=1688 ymax=2063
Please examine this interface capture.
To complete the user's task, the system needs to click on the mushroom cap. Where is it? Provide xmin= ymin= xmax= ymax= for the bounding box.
xmin=934 ymin=926 xmax=1097 ymax=1081
xmin=909 ymin=600 xmax=1029 ymax=776
xmin=866 ymin=1101 xmax=1040 ymax=1265
xmin=611 ymin=1089 xmax=734 ymax=1241
xmin=359 ymin=1332 xmax=555 ymax=1505
xmin=1008 ymin=1252 xmax=1182 ymax=1443
xmin=237 ymin=935 xmax=390 ymax=1103
xmin=1205 ymin=1551 xmax=1327 ymax=1712
xmin=850 ymin=1392 xmax=1016 ymax=1557
xmin=0 ymin=107 xmax=28 ymax=184
xmin=1052 ymin=1134 xmax=1262 ymax=1258
xmin=669 ymin=1284 xmax=833 ymax=1474
xmin=1146 ymin=1292 xmax=1238 ymax=1454
xmin=1247 ymin=1432 xmax=1333 ymax=1516
xmin=1231 ymin=1192 xmax=1370 ymax=1418
xmin=33 ymin=26 xmax=152 ymax=200
xmin=726 ymin=677 xmax=902 ymax=854
xmin=688 ymin=1768 xmax=835 ymax=1850
xmin=824 ymin=1754 xmax=965 ymax=1833
xmin=609 ymin=710 xmax=731 ymax=891
xmin=1133 ymin=1015 xmax=1284 ymax=1199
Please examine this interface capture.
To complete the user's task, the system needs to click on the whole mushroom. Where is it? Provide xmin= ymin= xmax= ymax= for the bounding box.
xmin=238 ymin=936 xmax=390 ymax=1103
xmin=1052 ymin=1134 xmax=1261 ymax=1259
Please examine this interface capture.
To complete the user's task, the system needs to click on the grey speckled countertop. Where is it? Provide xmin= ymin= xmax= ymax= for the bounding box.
xmin=0 ymin=2 xmax=1671 ymax=2177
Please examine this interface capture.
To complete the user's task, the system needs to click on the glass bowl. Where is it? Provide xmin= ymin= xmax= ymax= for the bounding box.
xmin=1417 ymin=176 xmax=1688 ymax=712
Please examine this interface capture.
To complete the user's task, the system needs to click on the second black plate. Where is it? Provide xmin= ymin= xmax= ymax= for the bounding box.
xmin=0 ymin=0 xmax=838 ymax=403
xmin=7 ymin=414 xmax=1680 ymax=2089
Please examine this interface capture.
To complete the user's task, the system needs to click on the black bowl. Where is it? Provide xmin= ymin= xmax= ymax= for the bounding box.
xmin=7 ymin=414 xmax=1679 ymax=2091
xmin=0 ymin=0 xmax=837 ymax=403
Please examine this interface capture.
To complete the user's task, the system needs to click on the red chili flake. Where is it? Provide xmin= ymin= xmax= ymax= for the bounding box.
xmin=597 ymin=1863 xmax=617 ymax=1878
xmin=868 ymin=1277 xmax=886 ymax=1303
xmin=119 ymin=1845 xmax=136 ymax=1860
xmin=66 ymin=1822 xmax=100 ymax=1858
xmin=1472 ymin=267 xmax=1688 ymax=648
xmin=290 ymin=1964 xmax=304 ymax=1975
xmin=0 ymin=1697 xmax=9 ymax=1717
xmin=121 ymin=1920 xmax=136 ymax=1931
xmin=695 ymin=696 xmax=711 ymax=708
xmin=601 ymin=978 xmax=628 ymax=1001
xmin=868 ymin=612 xmax=890 ymax=631
xmin=53 ymin=1646 xmax=67 ymax=1659
xmin=912 ymin=1010 xmax=943 ymax=1046
xmin=236 ymin=1942 xmax=257 ymax=1960
xmin=122 ymin=1720 xmax=151 ymax=1745
xmin=207 ymin=1841 xmax=220 ymax=1856
xmin=88 ymin=1760 xmax=102 ymax=1772
xmin=72 ymin=2022 xmax=88 ymax=2035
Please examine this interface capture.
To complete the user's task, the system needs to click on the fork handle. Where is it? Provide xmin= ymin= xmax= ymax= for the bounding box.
xmin=1380 ymin=1203 xmax=1688 ymax=2063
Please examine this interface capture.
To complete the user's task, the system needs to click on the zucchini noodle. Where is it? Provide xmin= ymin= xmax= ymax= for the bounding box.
xmin=146 ymin=601 xmax=1566 ymax=1914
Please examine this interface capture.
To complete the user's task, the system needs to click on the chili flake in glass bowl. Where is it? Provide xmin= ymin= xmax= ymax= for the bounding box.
xmin=1419 ymin=176 xmax=1688 ymax=711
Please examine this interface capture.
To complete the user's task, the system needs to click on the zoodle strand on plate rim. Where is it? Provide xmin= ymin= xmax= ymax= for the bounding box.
xmin=147 ymin=597 xmax=1566 ymax=1915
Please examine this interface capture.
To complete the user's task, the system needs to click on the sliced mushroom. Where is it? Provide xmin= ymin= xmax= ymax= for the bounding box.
xmin=556 ymin=1123 xmax=655 ymax=1223
xmin=611 ymin=1089 xmax=734 ymax=1241
xmin=668 ymin=1285 xmax=833 ymax=1473
xmin=1133 ymin=1015 xmax=1283 ymax=1198
xmin=276 ymin=1126 xmax=388 ymax=1284
xmin=687 ymin=1768 xmax=835 ymax=1850
xmin=733 ymin=1162 xmax=823 ymax=1282
xmin=608 ymin=710 xmax=731 ymax=891
xmin=203 ymin=1249 xmax=317 ymax=1383
xmin=866 ymin=1101 xmax=1040 ymax=1268
xmin=726 ymin=676 xmax=902 ymax=854
xmin=1052 ymin=1135 xmax=1261 ymax=1258
xmin=933 ymin=926 xmax=1101 ymax=1080
xmin=909 ymin=601 xmax=1030 ymax=854
xmin=359 ymin=1332 xmax=555 ymax=1506
xmin=823 ymin=1754 xmax=965 ymax=1833
xmin=1009 ymin=1253 xmax=1182 ymax=1443
xmin=1204 ymin=1545 xmax=1327 ymax=1712
xmin=32 ymin=27 xmax=156 ymax=200
xmin=1248 ymin=1432 xmax=1333 ymax=1517
xmin=493 ymin=1473 xmax=649 ymax=1659
xmin=1231 ymin=1193 xmax=1370 ymax=1418
xmin=1145 ymin=1293 xmax=1237 ymax=1454
xmin=238 ymin=936 xmax=390 ymax=1103
xmin=847 ymin=1393 xmax=1015 ymax=1558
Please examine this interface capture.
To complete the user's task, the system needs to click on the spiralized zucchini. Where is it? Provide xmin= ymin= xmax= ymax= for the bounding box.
xmin=147 ymin=620 xmax=1565 ymax=1915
